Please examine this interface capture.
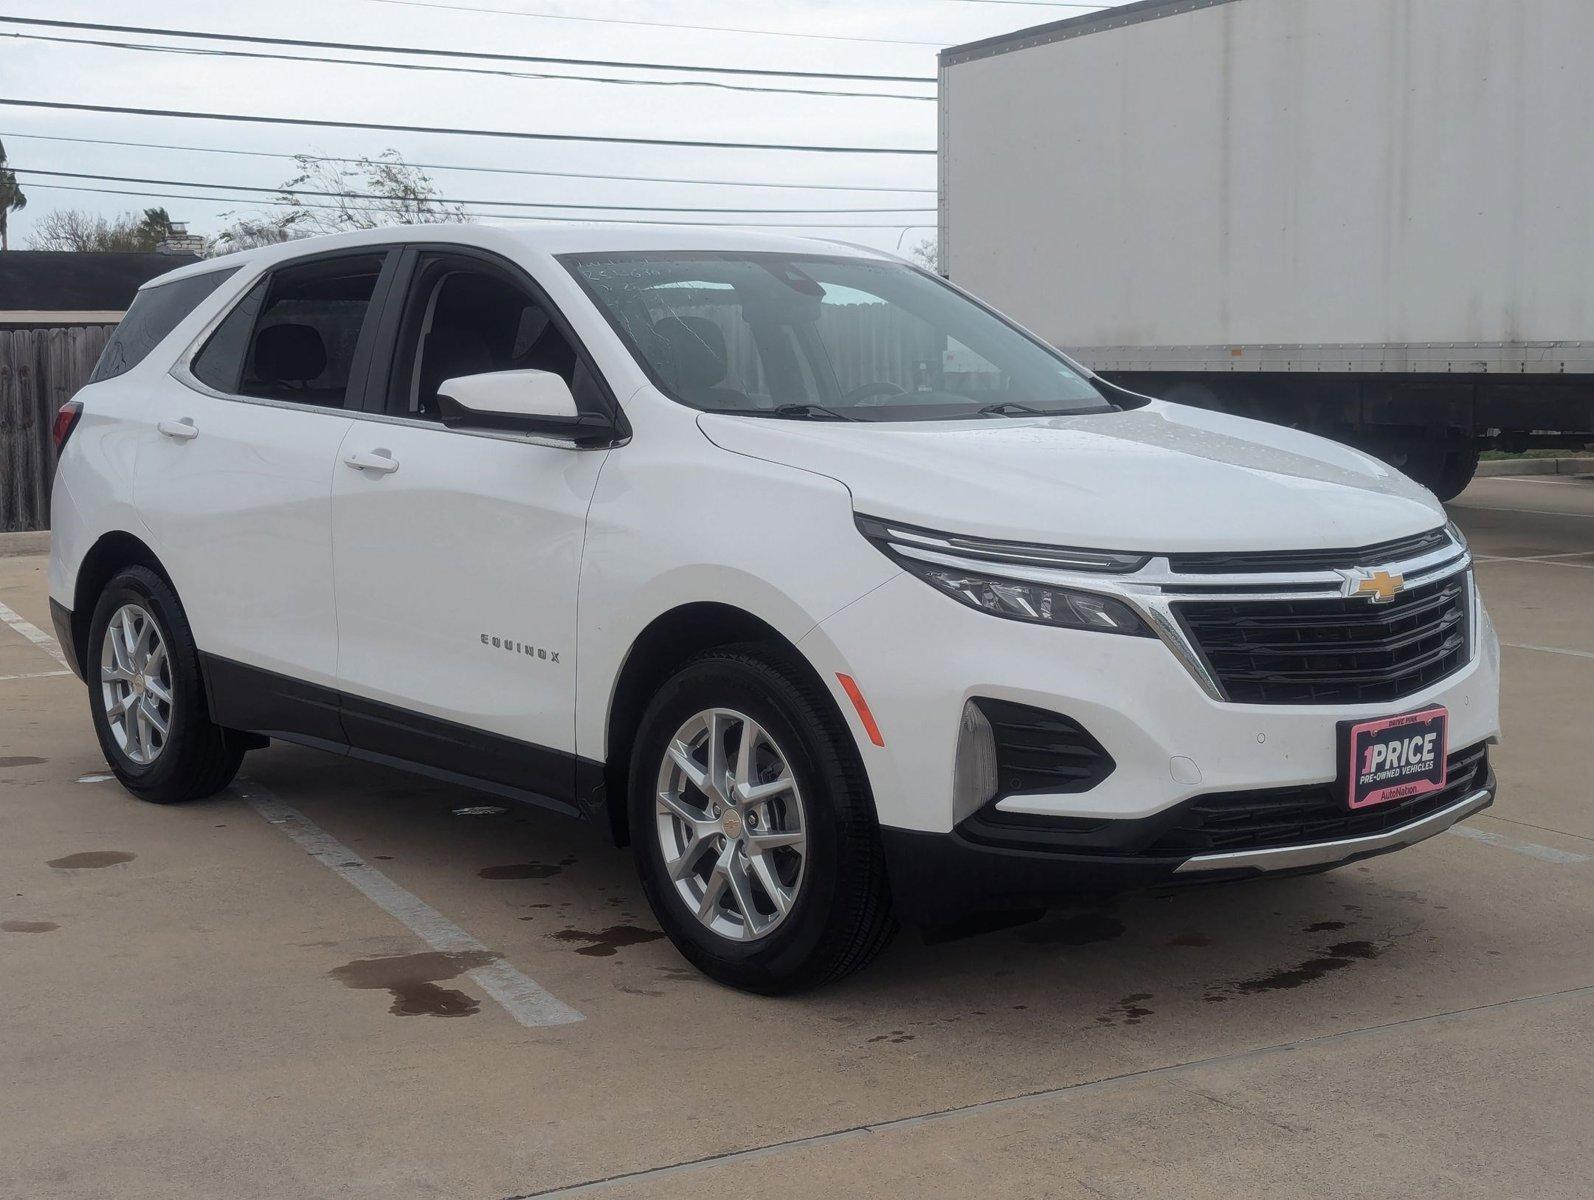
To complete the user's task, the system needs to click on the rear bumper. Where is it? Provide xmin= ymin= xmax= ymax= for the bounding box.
xmin=880 ymin=762 xmax=1495 ymax=925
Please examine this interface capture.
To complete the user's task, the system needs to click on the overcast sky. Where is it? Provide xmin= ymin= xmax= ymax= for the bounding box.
xmin=1 ymin=0 xmax=1119 ymax=253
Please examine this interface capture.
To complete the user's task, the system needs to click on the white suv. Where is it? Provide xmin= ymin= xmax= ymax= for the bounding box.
xmin=49 ymin=225 xmax=1500 ymax=991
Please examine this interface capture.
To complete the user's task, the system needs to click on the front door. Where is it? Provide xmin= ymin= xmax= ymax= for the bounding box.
xmin=330 ymin=249 xmax=615 ymax=811
xmin=137 ymin=249 xmax=395 ymax=733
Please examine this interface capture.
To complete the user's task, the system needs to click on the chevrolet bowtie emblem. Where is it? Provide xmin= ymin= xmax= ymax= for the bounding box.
xmin=1340 ymin=568 xmax=1405 ymax=604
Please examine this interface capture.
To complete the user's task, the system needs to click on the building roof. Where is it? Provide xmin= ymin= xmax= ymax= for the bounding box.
xmin=941 ymin=0 xmax=1241 ymax=68
xmin=0 ymin=250 xmax=204 ymax=316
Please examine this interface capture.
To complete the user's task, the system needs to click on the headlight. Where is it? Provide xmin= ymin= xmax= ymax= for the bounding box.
xmin=910 ymin=564 xmax=1151 ymax=634
xmin=856 ymin=514 xmax=1153 ymax=636
xmin=1444 ymin=519 xmax=1469 ymax=551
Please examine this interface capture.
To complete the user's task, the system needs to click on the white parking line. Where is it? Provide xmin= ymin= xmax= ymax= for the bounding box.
xmin=0 ymin=600 xmax=69 ymax=669
xmin=1446 ymin=825 xmax=1592 ymax=864
xmin=1450 ymin=504 xmax=1594 ymax=519
xmin=1476 ymin=551 xmax=1592 ymax=561
xmin=1504 ymin=641 xmax=1594 ymax=662
xmin=0 ymin=669 xmax=71 ymax=682
xmin=242 ymin=782 xmax=584 ymax=1028
xmin=1485 ymin=475 xmax=1593 ymax=488
xmin=1476 ymin=555 xmax=1594 ymax=570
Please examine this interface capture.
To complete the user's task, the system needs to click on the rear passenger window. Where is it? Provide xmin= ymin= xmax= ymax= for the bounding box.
xmin=190 ymin=253 xmax=386 ymax=408
xmin=88 ymin=267 xmax=238 ymax=384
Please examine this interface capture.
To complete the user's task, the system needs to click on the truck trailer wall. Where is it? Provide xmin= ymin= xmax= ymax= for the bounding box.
xmin=940 ymin=0 xmax=1594 ymax=352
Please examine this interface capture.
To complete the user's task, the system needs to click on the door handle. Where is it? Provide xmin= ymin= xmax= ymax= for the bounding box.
xmin=157 ymin=418 xmax=198 ymax=441
xmin=343 ymin=449 xmax=400 ymax=475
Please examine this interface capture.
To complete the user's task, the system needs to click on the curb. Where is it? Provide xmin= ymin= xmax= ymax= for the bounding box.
xmin=0 ymin=530 xmax=50 ymax=557
xmin=1477 ymin=456 xmax=1594 ymax=478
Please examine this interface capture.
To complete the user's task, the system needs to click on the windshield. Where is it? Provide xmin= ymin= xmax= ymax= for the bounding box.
xmin=560 ymin=251 xmax=1114 ymax=421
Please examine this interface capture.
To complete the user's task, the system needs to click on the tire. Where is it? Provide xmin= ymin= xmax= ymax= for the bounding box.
xmin=629 ymin=648 xmax=896 ymax=993
xmin=1391 ymin=441 xmax=1481 ymax=502
xmin=87 ymin=566 xmax=245 ymax=804
xmin=1431 ymin=443 xmax=1482 ymax=503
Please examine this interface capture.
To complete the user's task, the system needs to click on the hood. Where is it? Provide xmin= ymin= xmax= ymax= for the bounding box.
xmin=697 ymin=401 xmax=1445 ymax=553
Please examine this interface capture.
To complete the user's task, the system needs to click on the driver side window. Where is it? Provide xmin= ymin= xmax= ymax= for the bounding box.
xmin=386 ymin=254 xmax=598 ymax=422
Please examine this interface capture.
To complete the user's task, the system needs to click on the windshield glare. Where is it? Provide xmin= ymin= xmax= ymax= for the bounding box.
xmin=561 ymin=251 xmax=1113 ymax=421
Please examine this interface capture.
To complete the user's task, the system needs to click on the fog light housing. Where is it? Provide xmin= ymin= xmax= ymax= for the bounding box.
xmin=952 ymin=700 xmax=999 ymax=819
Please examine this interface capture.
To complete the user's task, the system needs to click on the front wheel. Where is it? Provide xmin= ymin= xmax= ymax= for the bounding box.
xmin=629 ymin=649 xmax=895 ymax=993
xmin=87 ymin=566 xmax=245 ymax=803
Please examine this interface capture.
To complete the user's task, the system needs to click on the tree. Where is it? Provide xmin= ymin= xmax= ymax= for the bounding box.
xmin=0 ymin=138 xmax=26 ymax=251
xmin=134 ymin=207 xmax=175 ymax=246
xmin=908 ymin=237 xmax=942 ymax=275
xmin=208 ymin=213 xmax=305 ymax=255
xmin=26 ymin=206 xmax=177 ymax=252
xmin=272 ymin=150 xmax=468 ymax=235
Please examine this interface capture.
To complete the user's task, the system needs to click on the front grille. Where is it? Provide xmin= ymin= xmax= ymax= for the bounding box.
xmin=1176 ymin=572 xmax=1471 ymax=704
xmin=1146 ymin=745 xmax=1489 ymax=856
xmin=1168 ymin=527 xmax=1455 ymax=575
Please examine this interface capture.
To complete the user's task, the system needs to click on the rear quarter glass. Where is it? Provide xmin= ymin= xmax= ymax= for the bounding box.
xmin=88 ymin=267 xmax=239 ymax=384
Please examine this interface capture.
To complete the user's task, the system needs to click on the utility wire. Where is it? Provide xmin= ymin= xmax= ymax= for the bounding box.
xmin=1 ymin=32 xmax=932 ymax=101
xmin=0 ymin=132 xmax=936 ymax=194
xmin=350 ymin=0 xmax=947 ymax=47
xmin=19 ymin=181 xmax=937 ymax=230
xmin=0 ymin=17 xmax=934 ymax=84
xmin=12 ymin=167 xmax=936 ymax=214
xmin=0 ymin=99 xmax=937 ymax=156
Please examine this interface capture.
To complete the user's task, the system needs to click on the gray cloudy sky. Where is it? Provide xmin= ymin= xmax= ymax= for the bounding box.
xmin=1 ymin=0 xmax=1117 ymax=252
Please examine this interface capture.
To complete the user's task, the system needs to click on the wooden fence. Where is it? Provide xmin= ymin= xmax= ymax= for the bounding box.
xmin=0 ymin=325 xmax=113 ymax=532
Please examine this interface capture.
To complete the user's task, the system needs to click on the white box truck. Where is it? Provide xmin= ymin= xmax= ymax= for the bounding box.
xmin=939 ymin=0 xmax=1594 ymax=498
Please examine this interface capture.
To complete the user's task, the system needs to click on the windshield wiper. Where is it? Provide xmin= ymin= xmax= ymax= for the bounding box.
xmin=719 ymin=403 xmax=859 ymax=422
xmin=975 ymin=401 xmax=1044 ymax=417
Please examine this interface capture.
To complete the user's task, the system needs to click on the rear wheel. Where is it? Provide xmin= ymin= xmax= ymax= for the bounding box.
xmin=87 ymin=567 xmax=244 ymax=803
xmin=629 ymin=649 xmax=895 ymax=993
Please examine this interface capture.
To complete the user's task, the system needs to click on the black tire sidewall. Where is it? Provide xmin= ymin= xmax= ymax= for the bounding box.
xmin=87 ymin=567 xmax=214 ymax=798
xmin=629 ymin=654 xmax=857 ymax=991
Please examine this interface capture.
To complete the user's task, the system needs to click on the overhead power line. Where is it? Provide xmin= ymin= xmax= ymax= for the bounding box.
xmin=0 ymin=17 xmax=934 ymax=85
xmin=19 ymin=181 xmax=936 ymax=230
xmin=1 ymin=32 xmax=932 ymax=102
xmin=0 ymin=98 xmax=937 ymax=156
xmin=13 ymin=167 xmax=936 ymax=214
xmin=351 ymin=0 xmax=947 ymax=47
xmin=0 ymin=132 xmax=936 ymax=194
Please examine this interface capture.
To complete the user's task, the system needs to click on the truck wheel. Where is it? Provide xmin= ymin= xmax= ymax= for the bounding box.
xmin=1431 ymin=443 xmax=1482 ymax=502
xmin=629 ymin=649 xmax=896 ymax=993
xmin=87 ymin=566 xmax=245 ymax=804
xmin=1385 ymin=441 xmax=1481 ymax=502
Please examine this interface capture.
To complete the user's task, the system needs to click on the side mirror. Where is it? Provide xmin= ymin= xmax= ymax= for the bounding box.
xmin=435 ymin=370 xmax=615 ymax=444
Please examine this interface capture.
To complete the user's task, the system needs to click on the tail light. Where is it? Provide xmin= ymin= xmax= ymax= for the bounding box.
xmin=52 ymin=401 xmax=83 ymax=456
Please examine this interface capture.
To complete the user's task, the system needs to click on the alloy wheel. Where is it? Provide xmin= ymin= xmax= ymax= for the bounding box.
xmin=654 ymin=707 xmax=807 ymax=942
xmin=99 ymin=603 xmax=173 ymax=766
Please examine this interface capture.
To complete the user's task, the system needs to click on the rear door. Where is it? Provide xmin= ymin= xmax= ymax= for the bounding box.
xmin=329 ymin=247 xmax=617 ymax=811
xmin=138 ymin=248 xmax=398 ymax=739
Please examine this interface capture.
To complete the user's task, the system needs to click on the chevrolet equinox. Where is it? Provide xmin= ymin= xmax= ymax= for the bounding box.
xmin=48 ymin=225 xmax=1501 ymax=991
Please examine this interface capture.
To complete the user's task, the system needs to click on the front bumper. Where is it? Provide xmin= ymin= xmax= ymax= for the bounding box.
xmin=882 ymin=759 xmax=1495 ymax=924
xmin=802 ymin=569 xmax=1502 ymax=834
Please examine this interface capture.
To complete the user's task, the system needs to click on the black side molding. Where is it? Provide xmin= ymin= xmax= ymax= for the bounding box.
xmin=198 ymin=652 xmax=603 ymax=823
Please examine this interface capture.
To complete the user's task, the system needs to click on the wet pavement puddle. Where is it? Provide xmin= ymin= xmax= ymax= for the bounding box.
xmin=329 ymin=950 xmax=500 ymax=1018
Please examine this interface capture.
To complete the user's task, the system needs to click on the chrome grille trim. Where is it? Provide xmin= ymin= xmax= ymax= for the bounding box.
xmin=856 ymin=515 xmax=1474 ymax=705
